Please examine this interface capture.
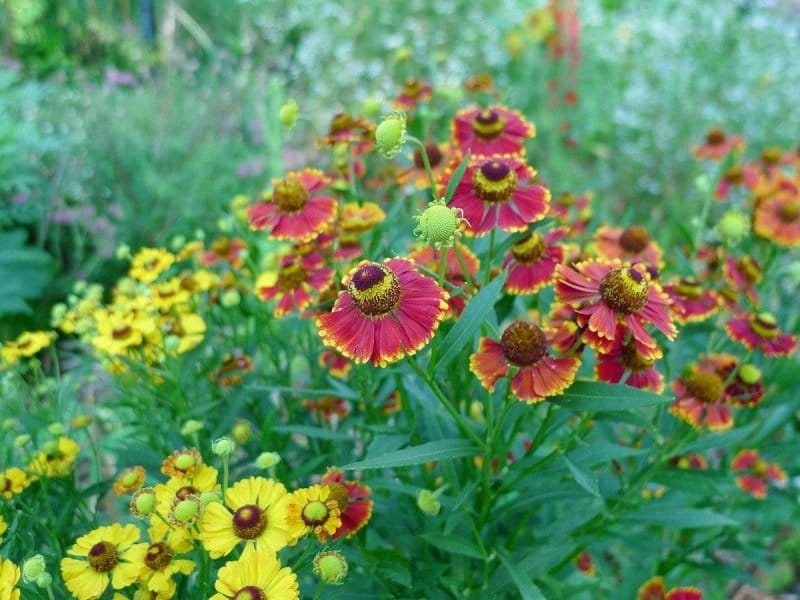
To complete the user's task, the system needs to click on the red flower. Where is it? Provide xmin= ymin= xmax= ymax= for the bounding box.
xmin=662 ymin=277 xmax=721 ymax=324
xmin=714 ymin=163 xmax=760 ymax=199
xmin=248 ymin=169 xmax=337 ymax=242
xmin=200 ymin=237 xmax=246 ymax=268
xmin=595 ymin=325 xmax=664 ymax=393
xmin=503 ymin=229 xmax=566 ymax=295
xmin=548 ymin=191 xmax=592 ymax=234
xmin=573 ymin=551 xmax=595 ymax=576
xmin=408 ymin=244 xmax=480 ymax=317
xmin=316 ymin=258 xmax=448 ymax=367
xmin=753 ymin=188 xmax=800 ymax=247
xmin=452 ymin=105 xmax=534 ymax=156
xmin=554 ymin=260 xmax=677 ymax=358
xmin=725 ymin=312 xmax=796 ymax=356
xmin=669 ymin=454 xmax=709 ymax=470
xmin=303 ymin=396 xmax=349 ymax=420
xmin=396 ymin=141 xmax=451 ymax=190
xmin=444 ymin=155 xmax=549 ymax=237
xmin=638 ymin=576 xmax=703 ymax=600
xmin=319 ymin=349 xmax=352 ymax=379
xmin=318 ymin=470 xmax=373 ymax=540
xmin=593 ymin=225 xmax=663 ymax=269
xmin=316 ymin=113 xmax=374 ymax=147
xmin=691 ymin=127 xmax=743 ymax=161
xmin=731 ymin=449 xmax=787 ymax=499
xmin=723 ymin=255 xmax=761 ymax=305
xmin=256 ymin=253 xmax=334 ymax=318
xmin=669 ymin=355 xmax=740 ymax=431
xmin=393 ymin=79 xmax=433 ymax=110
xmin=470 ymin=321 xmax=580 ymax=403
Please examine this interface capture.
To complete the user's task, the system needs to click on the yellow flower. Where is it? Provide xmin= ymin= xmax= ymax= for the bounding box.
xmin=28 ymin=436 xmax=80 ymax=478
xmin=0 ymin=514 xmax=7 ymax=545
xmin=199 ymin=477 xmax=293 ymax=559
xmin=149 ymin=277 xmax=191 ymax=311
xmin=0 ymin=467 xmax=33 ymax=499
xmin=60 ymin=523 xmax=148 ymax=600
xmin=0 ymin=556 xmax=21 ymax=600
xmin=211 ymin=545 xmax=299 ymax=600
xmin=133 ymin=529 xmax=195 ymax=597
xmin=156 ymin=312 xmax=206 ymax=354
xmin=113 ymin=466 xmax=147 ymax=495
xmin=0 ymin=330 xmax=56 ymax=365
xmin=285 ymin=485 xmax=342 ymax=542
xmin=129 ymin=248 xmax=175 ymax=283
xmin=91 ymin=308 xmax=155 ymax=356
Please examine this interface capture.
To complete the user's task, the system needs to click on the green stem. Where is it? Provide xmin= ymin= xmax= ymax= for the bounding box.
xmin=222 ymin=456 xmax=230 ymax=498
xmin=312 ymin=581 xmax=325 ymax=600
xmin=407 ymin=135 xmax=438 ymax=196
xmin=453 ymin=242 xmax=477 ymax=296
xmin=438 ymin=248 xmax=448 ymax=287
xmin=483 ymin=228 xmax=496 ymax=286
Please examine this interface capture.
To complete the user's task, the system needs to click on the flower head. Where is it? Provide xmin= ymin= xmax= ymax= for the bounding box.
xmin=731 ymin=449 xmax=786 ymax=499
xmin=256 ymin=253 xmax=334 ymax=318
xmin=318 ymin=470 xmax=373 ymax=540
xmin=691 ymin=127 xmax=743 ymax=161
xmin=285 ymin=485 xmax=342 ymax=542
xmin=374 ymin=112 xmax=407 ymax=158
xmin=414 ymin=198 xmax=466 ymax=249
xmin=114 ymin=466 xmax=147 ymax=495
xmin=669 ymin=355 xmax=745 ymax=431
xmin=503 ymin=229 xmax=567 ymax=294
xmin=753 ymin=189 xmax=800 ymax=247
xmin=593 ymin=225 xmax=663 ymax=269
xmin=595 ymin=325 xmax=664 ymax=393
xmin=0 ymin=557 xmax=21 ymax=600
xmin=210 ymin=545 xmax=299 ymax=600
xmin=725 ymin=311 xmax=796 ymax=356
xmin=662 ymin=277 xmax=721 ymax=324
xmin=452 ymin=105 xmax=535 ymax=155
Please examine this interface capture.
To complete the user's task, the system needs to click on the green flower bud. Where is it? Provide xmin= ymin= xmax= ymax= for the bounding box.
xmin=738 ymin=363 xmax=762 ymax=384
xmin=181 ymin=419 xmax=204 ymax=436
xmin=313 ymin=549 xmax=349 ymax=584
xmin=717 ymin=209 xmax=749 ymax=245
xmin=416 ymin=489 xmax=442 ymax=516
xmin=375 ymin=112 xmax=407 ymax=158
xmin=50 ymin=303 xmax=68 ymax=327
xmin=1 ymin=418 xmax=16 ymax=431
xmin=414 ymin=198 xmax=464 ymax=249
xmin=47 ymin=423 xmax=66 ymax=436
xmin=22 ymin=555 xmax=47 ymax=582
xmin=231 ymin=419 xmax=252 ymax=445
xmin=14 ymin=434 xmax=31 ymax=448
xmin=217 ymin=217 xmax=233 ymax=233
xmin=199 ymin=490 xmax=223 ymax=506
xmin=131 ymin=487 xmax=157 ymax=518
xmin=171 ymin=497 xmax=201 ymax=526
xmin=170 ymin=235 xmax=186 ymax=251
xmin=361 ymin=97 xmax=382 ymax=117
xmin=279 ymin=99 xmax=299 ymax=129
xmin=212 ymin=436 xmax=235 ymax=457
xmin=255 ymin=451 xmax=281 ymax=470
xmin=220 ymin=289 xmax=241 ymax=308
xmin=115 ymin=244 xmax=132 ymax=261
xmin=33 ymin=572 xmax=52 ymax=589
xmin=174 ymin=453 xmax=196 ymax=471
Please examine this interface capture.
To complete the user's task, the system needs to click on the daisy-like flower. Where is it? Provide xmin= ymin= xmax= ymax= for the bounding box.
xmin=161 ymin=448 xmax=203 ymax=479
xmin=114 ymin=466 xmax=147 ymax=495
xmin=554 ymin=260 xmax=677 ymax=358
xmin=199 ymin=477 xmax=293 ymax=559
xmin=669 ymin=454 xmax=709 ymax=470
xmin=285 ymin=484 xmax=343 ymax=542
xmin=595 ymin=325 xmax=664 ymax=393
xmin=157 ymin=312 xmax=206 ymax=355
xmin=340 ymin=202 xmax=386 ymax=234
xmin=725 ymin=311 xmax=796 ymax=356
xmin=319 ymin=349 xmax=352 ymax=379
xmin=211 ymin=545 xmax=299 ymax=600
xmin=316 ymin=113 xmax=373 ymax=148
xmin=638 ymin=576 xmax=703 ymax=600
xmin=316 ymin=258 xmax=449 ymax=367
xmin=753 ymin=188 xmax=800 ymax=247
xmin=0 ymin=330 xmax=56 ymax=365
xmin=661 ymin=277 xmax=721 ymax=324
xmin=714 ymin=163 xmax=760 ymax=199
xmin=256 ymin=254 xmax=334 ymax=318
xmin=393 ymin=78 xmax=433 ymax=111
xmin=60 ymin=524 xmax=148 ymax=600
xmin=548 ymin=191 xmax=593 ymax=234
xmin=318 ymin=470 xmax=373 ymax=540
xmin=248 ymin=170 xmax=337 ymax=243
xmin=573 ymin=551 xmax=596 ymax=576
xmin=691 ymin=127 xmax=743 ymax=161
xmin=503 ymin=229 xmax=566 ymax=294
xmin=444 ymin=155 xmax=550 ymax=236
xmin=452 ymin=105 xmax=535 ymax=155
xmin=0 ymin=514 xmax=6 ymax=544
xmin=723 ymin=255 xmax=761 ymax=305
xmin=28 ymin=436 xmax=80 ymax=478
xmin=129 ymin=248 xmax=175 ymax=283
xmin=303 ymin=396 xmax=349 ymax=420
xmin=0 ymin=556 xmax=21 ymax=600
xmin=200 ymin=237 xmax=246 ymax=268
xmin=1 ymin=467 xmax=32 ymax=499
xmin=408 ymin=244 xmax=480 ymax=316
xmin=470 ymin=321 xmax=581 ymax=403
xmin=593 ymin=225 xmax=663 ymax=269
xmin=149 ymin=278 xmax=191 ymax=312
xmin=134 ymin=530 xmax=195 ymax=597
xmin=91 ymin=307 xmax=155 ymax=357
xmin=731 ymin=449 xmax=787 ymax=499
xmin=397 ymin=141 xmax=451 ymax=189
xmin=669 ymin=355 xmax=739 ymax=431
xmin=211 ymin=353 xmax=254 ymax=388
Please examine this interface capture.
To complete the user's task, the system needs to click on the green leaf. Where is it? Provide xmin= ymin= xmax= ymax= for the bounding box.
xmin=272 ymin=425 xmax=354 ymax=442
xmin=442 ymin=151 xmax=471 ymax=202
xmin=680 ymin=424 xmax=756 ymax=454
xmin=433 ymin=270 xmax=507 ymax=376
xmin=553 ymin=381 xmax=670 ymax=411
xmin=621 ymin=505 xmax=738 ymax=528
xmin=337 ymin=439 xmax=480 ymax=471
xmin=563 ymin=455 xmax=600 ymax=497
xmin=418 ymin=533 xmax=485 ymax=560
xmin=497 ymin=549 xmax=547 ymax=600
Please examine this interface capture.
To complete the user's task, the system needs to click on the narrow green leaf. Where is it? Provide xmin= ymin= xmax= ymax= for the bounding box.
xmin=680 ymin=425 xmax=756 ymax=454
xmin=553 ymin=381 xmax=670 ymax=411
xmin=567 ymin=443 xmax=647 ymax=467
xmin=338 ymin=439 xmax=480 ymax=471
xmin=442 ymin=151 xmax=471 ymax=202
xmin=419 ymin=533 xmax=485 ymax=560
xmin=433 ymin=271 xmax=507 ymax=375
xmin=272 ymin=425 xmax=354 ymax=441
xmin=497 ymin=549 xmax=547 ymax=600
xmin=562 ymin=455 xmax=600 ymax=497
xmin=621 ymin=505 xmax=738 ymax=528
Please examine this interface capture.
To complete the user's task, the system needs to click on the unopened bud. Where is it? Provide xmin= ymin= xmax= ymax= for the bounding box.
xmin=313 ymin=549 xmax=349 ymax=584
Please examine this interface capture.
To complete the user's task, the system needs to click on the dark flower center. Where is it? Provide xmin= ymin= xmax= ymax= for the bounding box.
xmin=111 ymin=326 xmax=133 ymax=341
xmin=778 ymin=200 xmax=800 ymax=223
xmin=471 ymin=109 xmax=506 ymax=140
xmin=511 ymin=233 xmax=546 ymax=264
xmin=326 ymin=482 xmax=350 ymax=513
xmin=761 ymin=147 xmax=781 ymax=165
xmin=329 ymin=113 xmax=355 ymax=135
xmin=620 ymin=339 xmax=654 ymax=371
xmin=348 ymin=262 xmax=401 ymax=317
xmin=232 ymin=504 xmax=268 ymax=540
xmin=705 ymin=128 xmax=726 ymax=146
xmin=472 ymin=160 xmax=518 ymax=203
xmin=685 ymin=370 xmax=724 ymax=404
xmin=233 ymin=587 xmax=266 ymax=600
xmin=724 ymin=165 xmax=743 ymax=184
xmin=736 ymin=256 xmax=762 ymax=285
xmin=273 ymin=177 xmax=309 ymax=213
xmin=87 ymin=541 xmax=119 ymax=573
xmin=176 ymin=485 xmax=197 ymax=500
xmin=145 ymin=542 xmax=172 ymax=571
xmin=599 ymin=267 xmax=649 ymax=314
xmin=401 ymin=79 xmax=424 ymax=98
xmin=302 ymin=500 xmax=331 ymax=526
xmin=618 ymin=226 xmax=651 ymax=253
xmin=414 ymin=142 xmax=444 ymax=169
xmin=750 ymin=312 xmax=778 ymax=339
xmin=500 ymin=322 xmax=547 ymax=367
xmin=277 ymin=261 xmax=309 ymax=292
xmin=675 ymin=277 xmax=702 ymax=299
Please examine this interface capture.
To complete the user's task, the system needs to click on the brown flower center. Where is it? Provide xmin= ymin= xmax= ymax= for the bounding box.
xmin=761 ymin=147 xmax=782 ymax=165
xmin=511 ymin=232 xmax=546 ymax=264
xmin=348 ymin=262 xmax=401 ymax=317
xmin=500 ymin=322 xmax=547 ymax=367
xmin=232 ymin=504 xmax=268 ymax=540
xmin=302 ymin=500 xmax=331 ymax=526
xmin=144 ymin=542 xmax=172 ymax=571
xmin=471 ymin=109 xmax=506 ymax=140
xmin=736 ymin=256 xmax=762 ymax=285
xmin=325 ymin=482 xmax=350 ymax=513
xmin=778 ymin=200 xmax=800 ymax=223
xmin=329 ymin=113 xmax=356 ymax=135
xmin=414 ymin=142 xmax=444 ymax=169
xmin=705 ymin=128 xmax=726 ymax=146
xmin=277 ymin=261 xmax=309 ymax=292
xmin=620 ymin=339 xmax=655 ymax=371
xmin=176 ymin=485 xmax=198 ymax=500
xmin=724 ymin=165 xmax=743 ymax=184
xmin=618 ymin=225 xmax=651 ymax=254
xmin=472 ymin=160 xmax=518 ymax=203
xmin=233 ymin=587 xmax=266 ymax=600
xmin=599 ymin=267 xmax=649 ymax=314
xmin=273 ymin=177 xmax=309 ymax=213
xmin=401 ymin=79 xmax=425 ymax=99
xmin=685 ymin=371 xmax=724 ymax=404
xmin=111 ymin=326 xmax=133 ymax=341
xmin=750 ymin=312 xmax=778 ymax=339
xmin=87 ymin=541 xmax=119 ymax=573
xmin=675 ymin=277 xmax=702 ymax=299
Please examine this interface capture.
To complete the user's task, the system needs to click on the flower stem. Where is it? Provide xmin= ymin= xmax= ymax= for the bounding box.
xmin=407 ymin=135 xmax=438 ymax=196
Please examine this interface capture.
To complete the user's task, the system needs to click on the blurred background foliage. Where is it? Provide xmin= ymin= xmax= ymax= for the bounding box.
xmin=0 ymin=0 xmax=798 ymax=332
